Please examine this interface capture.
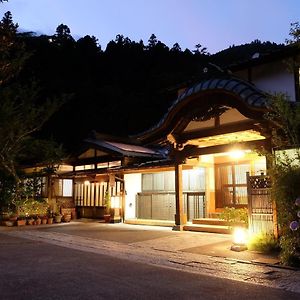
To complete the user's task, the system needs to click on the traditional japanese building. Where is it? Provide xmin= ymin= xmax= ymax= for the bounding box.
xmin=27 ymin=44 xmax=300 ymax=234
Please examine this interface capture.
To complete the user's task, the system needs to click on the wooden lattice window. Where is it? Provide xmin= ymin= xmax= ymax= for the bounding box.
xmin=215 ymin=162 xmax=250 ymax=208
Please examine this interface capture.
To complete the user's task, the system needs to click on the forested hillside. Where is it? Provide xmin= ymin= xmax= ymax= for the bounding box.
xmin=16 ymin=23 xmax=283 ymax=150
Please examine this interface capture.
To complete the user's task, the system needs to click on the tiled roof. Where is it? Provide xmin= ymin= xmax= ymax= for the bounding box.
xmin=134 ymin=76 xmax=269 ymax=141
xmin=85 ymin=138 xmax=165 ymax=158
xmin=177 ymin=77 xmax=268 ymax=108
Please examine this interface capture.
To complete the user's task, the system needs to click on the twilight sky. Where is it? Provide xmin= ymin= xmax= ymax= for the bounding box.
xmin=1 ymin=0 xmax=300 ymax=54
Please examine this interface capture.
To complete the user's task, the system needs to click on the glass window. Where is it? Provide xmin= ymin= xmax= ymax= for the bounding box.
xmin=58 ymin=179 xmax=73 ymax=197
xmin=153 ymin=173 xmax=164 ymax=190
xmin=141 ymin=169 xmax=205 ymax=192
xmin=63 ymin=179 xmax=73 ymax=197
xmin=142 ymin=174 xmax=153 ymax=191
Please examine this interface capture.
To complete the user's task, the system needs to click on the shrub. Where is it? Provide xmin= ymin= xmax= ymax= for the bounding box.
xmin=271 ymin=166 xmax=300 ymax=266
xmin=279 ymin=235 xmax=300 ymax=266
xmin=219 ymin=207 xmax=248 ymax=226
xmin=248 ymin=233 xmax=279 ymax=253
xmin=18 ymin=199 xmax=49 ymax=217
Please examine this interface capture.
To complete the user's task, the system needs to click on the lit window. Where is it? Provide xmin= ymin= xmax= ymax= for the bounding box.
xmin=97 ymin=162 xmax=109 ymax=169
xmin=58 ymin=179 xmax=73 ymax=197
xmin=75 ymin=164 xmax=94 ymax=171
xmin=109 ymin=161 xmax=121 ymax=168
xmin=75 ymin=165 xmax=84 ymax=171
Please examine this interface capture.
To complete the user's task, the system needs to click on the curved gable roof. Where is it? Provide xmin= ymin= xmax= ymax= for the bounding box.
xmin=134 ymin=76 xmax=270 ymax=144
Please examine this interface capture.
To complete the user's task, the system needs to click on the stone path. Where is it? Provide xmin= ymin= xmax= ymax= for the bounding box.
xmin=4 ymin=228 xmax=300 ymax=294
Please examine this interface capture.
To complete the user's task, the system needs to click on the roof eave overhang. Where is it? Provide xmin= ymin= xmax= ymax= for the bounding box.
xmin=133 ymin=77 xmax=269 ymax=145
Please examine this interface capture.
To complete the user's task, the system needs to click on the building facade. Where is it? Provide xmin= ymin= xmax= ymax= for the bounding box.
xmin=27 ymin=45 xmax=300 ymax=233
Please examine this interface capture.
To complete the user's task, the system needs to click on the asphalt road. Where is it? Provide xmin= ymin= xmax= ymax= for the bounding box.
xmin=0 ymin=233 xmax=298 ymax=300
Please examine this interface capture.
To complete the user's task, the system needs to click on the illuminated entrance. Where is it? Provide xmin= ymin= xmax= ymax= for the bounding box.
xmin=133 ymin=77 xmax=271 ymax=227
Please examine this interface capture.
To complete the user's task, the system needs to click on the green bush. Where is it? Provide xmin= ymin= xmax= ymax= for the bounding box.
xmin=248 ymin=233 xmax=279 ymax=253
xmin=18 ymin=199 xmax=49 ymax=217
xmin=279 ymin=235 xmax=300 ymax=267
xmin=219 ymin=207 xmax=248 ymax=225
xmin=271 ymin=166 xmax=300 ymax=266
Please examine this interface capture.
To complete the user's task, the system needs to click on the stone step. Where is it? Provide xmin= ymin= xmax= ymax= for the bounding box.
xmin=193 ymin=218 xmax=246 ymax=227
xmin=193 ymin=218 xmax=229 ymax=226
xmin=183 ymin=224 xmax=232 ymax=234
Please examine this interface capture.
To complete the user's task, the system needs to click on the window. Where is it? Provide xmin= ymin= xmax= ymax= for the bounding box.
xmin=58 ymin=179 xmax=73 ymax=197
xmin=75 ymin=164 xmax=94 ymax=171
xmin=215 ymin=162 xmax=250 ymax=208
xmin=23 ymin=176 xmax=47 ymax=198
xmin=141 ymin=169 xmax=205 ymax=192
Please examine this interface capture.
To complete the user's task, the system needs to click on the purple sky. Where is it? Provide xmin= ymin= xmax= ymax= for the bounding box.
xmin=1 ymin=0 xmax=299 ymax=54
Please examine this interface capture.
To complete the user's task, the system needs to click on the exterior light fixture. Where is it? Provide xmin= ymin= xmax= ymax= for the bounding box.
xmin=111 ymin=196 xmax=121 ymax=209
xmin=229 ymin=149 xmax=245 ymax=160
xmin=231 ymin=227 xmax=248 ymax=252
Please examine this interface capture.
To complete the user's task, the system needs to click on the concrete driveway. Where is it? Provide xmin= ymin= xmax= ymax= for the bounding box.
xmin=2 ymin=219 xmax=279 ymax=263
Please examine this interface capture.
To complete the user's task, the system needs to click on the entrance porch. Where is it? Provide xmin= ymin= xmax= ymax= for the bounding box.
xmin=124 ymin=149 xmax=267 ymax=233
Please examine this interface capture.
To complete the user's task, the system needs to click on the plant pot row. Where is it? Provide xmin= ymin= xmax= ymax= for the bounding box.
xmin=1 ymin=214 xmax=72 ymax=226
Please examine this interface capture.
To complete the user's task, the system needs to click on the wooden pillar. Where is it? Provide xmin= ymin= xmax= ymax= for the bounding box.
xmin=174 ymin=162 xmax=187 ymax=230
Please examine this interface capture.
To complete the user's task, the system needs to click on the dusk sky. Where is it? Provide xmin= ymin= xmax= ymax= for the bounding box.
xmin=1 ymin=0 xmax=300 ymax=54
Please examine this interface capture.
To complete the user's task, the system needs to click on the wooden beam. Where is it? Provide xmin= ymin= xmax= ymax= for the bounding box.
xmin=178 ymin=120 xmax=263 ymax=143
xmin=180 ymin=139 xmax=268 ymax=159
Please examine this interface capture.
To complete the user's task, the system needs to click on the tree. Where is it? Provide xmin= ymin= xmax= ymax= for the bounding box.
xmin=193 ymin=43 xmax=209 ymax=55
xmin=286 ymin=21 xmax=300 ymax=44
xmin=0 ymin=11 xmax=63 ymax=210
xmin=264 ymin=93 xmax=300 ymax=266
xmin=76 ymin=35 xmax=101 ymax=53
xmin=147 ymin=34 xmax=158 ymax=49
xmin=52 ymin=23 xmax=75 ymax=46
xmin=0 ymin=11 xmax=28 ymax=84
xmin=171 ymin=43 xmax=182 ymax=53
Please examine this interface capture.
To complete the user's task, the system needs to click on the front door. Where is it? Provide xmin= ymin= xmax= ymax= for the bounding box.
xmin=215 ymin=162 xmax=250 ymax=208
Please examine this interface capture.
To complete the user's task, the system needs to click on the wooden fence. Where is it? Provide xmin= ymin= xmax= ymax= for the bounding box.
xmin=247 ymin=172 xmax=277 ymax=236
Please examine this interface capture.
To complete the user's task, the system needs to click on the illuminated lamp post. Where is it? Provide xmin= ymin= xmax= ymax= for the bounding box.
xmin=110 ymin=195 xmax=122 ymax=223
xmin=231 ymin=227 xmax=248 ymax=252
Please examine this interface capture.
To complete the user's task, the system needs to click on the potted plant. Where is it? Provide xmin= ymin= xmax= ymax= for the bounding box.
xmin=34 ymin=216 xmax=41 ymax=225
xmin=17 ymin=215 xmax=26 ymax=226
xmin=46 ymin=208 xmax=53 ymax=224
xmin=9 ymin=213 xmax=18 ymax=222
xmin=27 ymin=216 xmax=34 ymax=225
xmin=53 ymin=205 xmax=62 ymax=223
xmin=2 ymin=212 xmax=15 ymax=226
xmin=41 ymin=216 xmax=48 ymax=225
xmin=63 ymin=213 xmax=71 ymax=222
xmin=47 ymin=215 xmax=53 ymax=224
xmin=103 ymin=191 xmax=111 ymax=223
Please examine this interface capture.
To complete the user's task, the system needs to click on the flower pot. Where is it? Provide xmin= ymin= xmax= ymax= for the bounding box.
xmin=47 ymin=217 xmax=53 ymax=224
xmin=55 ymin=215 xmax=62 ymax=223
xmin=27 ymin=218 xmax=34 ymax=225
xmin=4 ymin=220 xmax=14 ymax=227
xmin=104 ymin=214 xmax=111 ymax=223
xmin=17 ymin=219 xmax=26 ymax=226
xmin=41 ymin=218 xmax=48 ymax=225
xmin=63 ymin=214 xmax=71 ymax=222
xmin=35 ymin=218 xmax=41 ymax=225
